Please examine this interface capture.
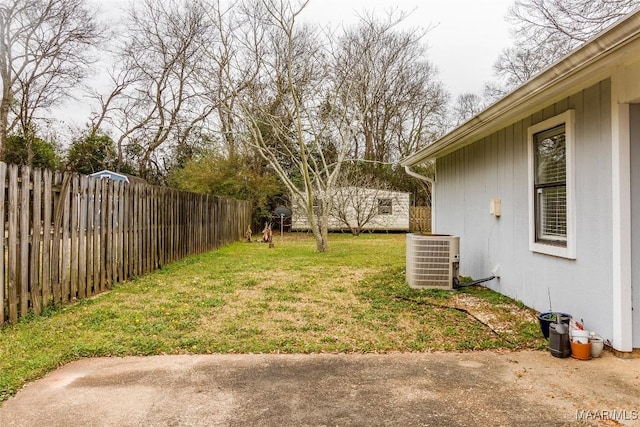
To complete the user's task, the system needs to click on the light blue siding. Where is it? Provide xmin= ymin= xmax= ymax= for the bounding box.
xmin=435 ymin=80 xmax=616 ymax=342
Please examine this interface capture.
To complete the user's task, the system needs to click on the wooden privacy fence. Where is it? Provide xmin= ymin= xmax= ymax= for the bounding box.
xmin=0 ymin=163 xmax=251 ymax=325
xmin=410 ymin=206 xmax=431 ymax=232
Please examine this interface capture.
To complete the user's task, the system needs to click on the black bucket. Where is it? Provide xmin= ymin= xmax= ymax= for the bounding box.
xmin=538 ymin=312 xmax=571 ymax=339
xmin=548 ymin=322 xmax=571 ymax=358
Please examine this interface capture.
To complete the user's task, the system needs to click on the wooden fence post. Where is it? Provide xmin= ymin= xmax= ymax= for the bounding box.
xmin=0 ymin=163 xmax=5 ymax=325
xmin=7 ymin=165 xmax=18 ymax=323
xmin=19 ymin=166 xmax=31 ymax=317
xmin=42 ymin=170 xmax=52 ymax=309
xmin=30 ymin=168 xmax=42 ymax=315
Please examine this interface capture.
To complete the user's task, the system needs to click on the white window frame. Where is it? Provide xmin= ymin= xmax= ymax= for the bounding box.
xmin=527 ymin=110 xmax=576 ymax=259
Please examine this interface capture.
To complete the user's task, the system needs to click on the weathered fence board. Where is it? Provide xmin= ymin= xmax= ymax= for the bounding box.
xmin=31 ymin=168 xmax=42 ymax=315
xmin=70 ymin=175 xmax=79 ymax=302
xmin=94 ymin=178 xmax=102 ymax=294
xmin=0 ymin=163 xmax=5 ymax=326
xmin=19 ymin=166 xmax=30 ymax=317
xmin=8 ymin=165 xmax=18 ymax=324
xmin=61 ymin=175 xmax=71 ymax=303
xmin=0 ymin=162 xmax=251 ymax=324
xmin=42 ymin=170 xmax=52 ymax=309
xmin=79 ymin=176 xmax=88 ymax=300
xmin=410 ymin=206 xmax=432 ymax=232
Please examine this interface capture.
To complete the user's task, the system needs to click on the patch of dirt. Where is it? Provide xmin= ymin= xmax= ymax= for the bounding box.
xmin=501 ymin=350 xmax=640 ymax=426
xmin=444 ymin=293 xmax=640 ymax=426
xmin=450 ymin=292 xmax=539 ymax=335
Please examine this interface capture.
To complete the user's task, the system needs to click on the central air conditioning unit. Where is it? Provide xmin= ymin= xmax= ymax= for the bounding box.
xmin=406 ymin=234 xmax=460 ymax=290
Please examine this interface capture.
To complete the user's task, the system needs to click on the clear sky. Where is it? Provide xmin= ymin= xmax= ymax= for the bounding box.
xmin=302 ymin=0 xmax=514 ymax=98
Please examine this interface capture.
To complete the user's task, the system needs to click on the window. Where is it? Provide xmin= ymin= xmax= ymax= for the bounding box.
xmin=534 ymin=125 xmax=566 ymax=243
xmin=378 ymin=198 xmax=392 ymax=215
xmin=528 ymin=110 xmax=575 ymax=259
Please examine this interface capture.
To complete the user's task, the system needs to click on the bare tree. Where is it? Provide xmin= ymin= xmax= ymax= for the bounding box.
xmin=96 ymin=0 xmax=217 ymax=181
xmin=334 ymin=12 xmax=448 ymax=163
xmin=86 ymin=64 xmax=140 ymax=138
xmin=452 ymin=92 xmax=485 ymax=126
xmin=329 ymin=169 xmax=402 ymax=236
xmin=0 ymin=0 xmax=102 ymax=161
xmin=194 ymin=0 xmax=265 ymax=161
xmin=226 ymin=0 xmax=358 ymax=252
xmin=217 ymin=2 xmax=449 ymax=251
xmin=491 ymin=0 xmax=638 ymax=96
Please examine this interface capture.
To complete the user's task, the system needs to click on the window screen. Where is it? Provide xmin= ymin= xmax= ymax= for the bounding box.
xmin=378 ymin=198 xmax=392 ymax=215
xmin=534 ymin=124 xmax=567 ymax=245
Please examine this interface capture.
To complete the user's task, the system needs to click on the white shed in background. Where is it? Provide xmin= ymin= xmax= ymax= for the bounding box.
xmin=291 ymin=187 xmax=410 ymax=232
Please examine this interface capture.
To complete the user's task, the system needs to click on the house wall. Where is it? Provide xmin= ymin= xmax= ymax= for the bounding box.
xmin=291 ymin=190 xmax=410 ymax=231
xmin=630 ymin=104 xmax=640 ymax=347
xmin=436 ymin=80 xmax=615 ymax=342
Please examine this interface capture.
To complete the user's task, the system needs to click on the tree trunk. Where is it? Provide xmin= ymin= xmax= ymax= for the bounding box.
xmin=313 ymin=222 xmax=329 ymax=252
xmin=0 ymin=75 xmax=10 ymax=161
xmin=315 ymin=201 xmax=330 ymax=252
xmin=307 ymin=198 xmax=329 ymax=253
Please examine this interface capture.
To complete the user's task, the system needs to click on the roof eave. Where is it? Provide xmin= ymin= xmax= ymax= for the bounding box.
xmin=402 ymin=9 xmax=640 ymax=167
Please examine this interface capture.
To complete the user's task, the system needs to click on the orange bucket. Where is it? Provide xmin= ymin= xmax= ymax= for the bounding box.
xmin=570 ymin=340 xmax=592 ymax=360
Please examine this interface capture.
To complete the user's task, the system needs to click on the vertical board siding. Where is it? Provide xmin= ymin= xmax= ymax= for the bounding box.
xmin=0 ymin=165 xmax=251 ymax=325
xmin=435 ymin=80 xmax=615 ymax=340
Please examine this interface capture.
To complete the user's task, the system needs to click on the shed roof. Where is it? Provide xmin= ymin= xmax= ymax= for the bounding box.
xmin=90 ymin=170 xmax=129 ymax=183
xmin=90 ymin=170 xmax=148 ymax=185
xmin=401 ymin=8 xmax=640 ymax=167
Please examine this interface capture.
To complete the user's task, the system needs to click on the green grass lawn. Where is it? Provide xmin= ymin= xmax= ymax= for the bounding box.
xmin=0 ymin=233 xmax=545 ymax=402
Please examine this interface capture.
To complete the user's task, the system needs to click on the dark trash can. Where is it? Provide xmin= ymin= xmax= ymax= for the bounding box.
xmin=548 ymin=322 xmax=571 ymax=358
